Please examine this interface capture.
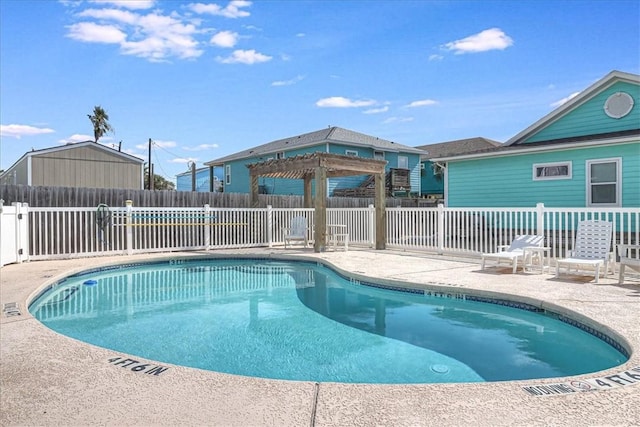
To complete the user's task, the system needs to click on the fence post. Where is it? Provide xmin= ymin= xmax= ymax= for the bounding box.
xmin=368 ymin=204 xmax=375 ymax=247
xmin=437 ymin=203 xmax=445 ymax=255
xmin=16 ymin=202 xmax=29 ymax=263
xmin=125 ymin=200 xmax=133 ymax=255
xmin=267 ymin=205 xmax=273 ymax=248
xmin=536 ymin=203 xmax=545 ymax=237
xmin=204 ymin=204 xmax=211 ymax=250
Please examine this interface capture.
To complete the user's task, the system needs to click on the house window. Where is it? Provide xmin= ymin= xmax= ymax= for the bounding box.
xmin=345 ymin=150 xmax=358 ymax=157
xmin=398 ymin=156 xmax=408 ymax=169
xmin=225 ymin=165 xmax=231 ymax=185
xmin=533 ymin=162 xmax=572 ymax=180
xmin=587 ymin=158 xmax=621 ymax=207
xmin=374 ymin=150 xmax=385 ymax=160
xmin=276 ymin=152 xmax=285 ymax=159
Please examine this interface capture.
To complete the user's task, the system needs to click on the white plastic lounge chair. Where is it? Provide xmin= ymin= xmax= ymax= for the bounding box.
xmin=481 ymin=235 xmax=545 ymax=274
xmin=283 ymin=216 xmax=309 ymax=248
xmin=555 ymin=220 xmax=613 ymax=284
xmin=618 ymin=244 xmax=640 ymax=284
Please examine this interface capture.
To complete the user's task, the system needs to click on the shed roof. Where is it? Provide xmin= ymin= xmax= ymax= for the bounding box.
xmin=206 ymin=126 xmax=425 ymax=166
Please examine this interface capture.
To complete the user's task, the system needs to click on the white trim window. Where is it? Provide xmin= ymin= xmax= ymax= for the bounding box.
xmin=345 ymin=149 xmax=358 ymax=157
xmin=276 ymin=152 xmax=285 ymax=159
xmin=533 ymin=161 xmax=572 ymax=180
xmin=398 ymin=156 xmax=409 ymax=169
xmin=586 ymin=158 xmax=622 ymax=207
xmin=225 ymin=165 xmax=231 ymax=185
xmin=374 ymin=150 xmax=385 ymax=160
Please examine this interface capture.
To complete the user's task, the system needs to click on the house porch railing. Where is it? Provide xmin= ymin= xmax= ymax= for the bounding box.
xmin=1 ymin=201 xmax=638 ymax=266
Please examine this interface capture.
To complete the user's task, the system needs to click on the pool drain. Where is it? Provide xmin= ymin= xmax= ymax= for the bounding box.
xmin=3 ymin=302 xmax=21 ymax=317
xmin=430 ymin=364 xmax=449 ymax=374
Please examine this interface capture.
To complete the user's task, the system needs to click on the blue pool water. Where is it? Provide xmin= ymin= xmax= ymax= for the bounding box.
xmin=29 ymin=258 xmax=627 ymax=384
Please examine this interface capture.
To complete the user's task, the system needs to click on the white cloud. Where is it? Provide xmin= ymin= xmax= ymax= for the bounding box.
xmin=210 ymin=30 xmax=239 ymax=48
xmin=406 ymin=99 xmax=438 ymax=108
xmin=66 ymin=22 xmax=127 ymax=43
xmin=271 ymin=75 xmax=304 ymax=86
xmin=184 ymin=143 xmax=220 ymax=151
xmin=363 ymin=106 xmax=389 ymax=114
xmin=550 ymin=91 xmax=580 ymax=108
xmin=382 ymin=117 xmax=414 ymax=124
xmin=216 ymin=49 xmax=272 ymax=64
xmin=170 ymin=157 xmax=198 ymax=164
xmin=443 ymin=28 xmax=513 ymax=54
xmin=58 ymin=134 xmax=93 ymax=144
xmin=316 ymin=97 xmax=376 ymax=108
xmin=428 ymin=54 xmax=443 ymax=61
xmin=90 ymin=0 xmax=156 ymax=10
xmin=189 ymin=1 xmax=251 ymax=18
xmin=67 ymin=5 xmax=205 ymax=61
xmin=1 ymin=124 xmax=55 ymax=139
xmin=78 ymin=8 xmax=138 ymax=24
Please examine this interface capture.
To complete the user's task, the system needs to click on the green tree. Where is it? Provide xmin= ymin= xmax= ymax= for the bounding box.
xmin=144 ymin=165 xmax=175 ymax=190
xmin=88 ymin=105 xmax=114 ymax=144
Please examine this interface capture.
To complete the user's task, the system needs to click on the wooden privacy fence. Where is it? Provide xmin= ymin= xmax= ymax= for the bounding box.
xmin=2 ymin=201 xmax=638 ymax=266
xmin=0 ymin=184 xmax=426 ymax=208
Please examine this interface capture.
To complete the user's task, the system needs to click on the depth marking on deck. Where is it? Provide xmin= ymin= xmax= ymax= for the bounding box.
xmin=522 ymin=366 xmax=640 ymax=396
xmin=108 ymin=356 xmax=170 ymax=376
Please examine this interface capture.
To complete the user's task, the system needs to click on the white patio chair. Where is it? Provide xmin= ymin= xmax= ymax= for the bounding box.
xmin=618 ymin=244 xmax=640 ymax=284
xmin=481 ymin=235 xmax=545 ymax=274
xmin=555 ymin=220 xmax=613 ymax=284
xmin=283 ymin=216 xmax=310 ymax=248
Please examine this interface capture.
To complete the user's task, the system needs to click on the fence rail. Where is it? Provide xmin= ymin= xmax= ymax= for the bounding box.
xmin=1 ymin=201 xmax=638 ymax=267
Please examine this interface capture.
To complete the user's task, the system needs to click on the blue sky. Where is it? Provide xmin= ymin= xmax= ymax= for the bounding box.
xmin=1 ymin=0 xmax=639 ymax=183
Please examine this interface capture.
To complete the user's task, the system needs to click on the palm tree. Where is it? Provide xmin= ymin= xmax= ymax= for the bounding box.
xmin=88 ymin=106 xmax=114 ymax=144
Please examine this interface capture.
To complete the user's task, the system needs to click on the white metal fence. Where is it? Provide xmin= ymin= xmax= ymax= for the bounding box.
xmin=1 ymin=201 xmax=638 ymax=266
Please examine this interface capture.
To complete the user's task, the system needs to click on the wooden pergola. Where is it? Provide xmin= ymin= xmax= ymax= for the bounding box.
xmin=247 ymin=152 xmax=387 ymax=252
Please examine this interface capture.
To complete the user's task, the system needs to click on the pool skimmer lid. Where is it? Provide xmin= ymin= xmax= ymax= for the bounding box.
xmin=430 ymin=364 xmax=449 ymax=374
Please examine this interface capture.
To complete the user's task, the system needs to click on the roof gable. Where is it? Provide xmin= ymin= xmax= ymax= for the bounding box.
xmin=205 ymin=126 xmax=425 ymax=165
xmin=507 ymin=70 xmax=640 ymax=146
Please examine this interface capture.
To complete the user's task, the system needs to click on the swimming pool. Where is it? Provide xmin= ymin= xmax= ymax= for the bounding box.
xmin=29 ymin=258 xmax=627 ymax=384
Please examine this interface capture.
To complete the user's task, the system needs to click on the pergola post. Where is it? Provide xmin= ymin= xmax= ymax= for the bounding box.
xmin=249 ymin=173 xmax=259 ymax=208
xmin=303 ymin=176 xmax=313 ymax=208
xmin=314 ymin=166 xmax=327 ymax=252
xmin=375 ymin=172 xmax=386 ymax=250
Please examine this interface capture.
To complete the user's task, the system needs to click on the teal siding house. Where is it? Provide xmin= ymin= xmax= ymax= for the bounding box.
xmin=438 ymin=70 xmax=640 ymax=208
xmin=204 ymin=127 xmax=425 ymax=196
xmin=415 ymin=137 xmax=502 ymax=198
xmin=176 ymin=167 xmax=223 ymax=192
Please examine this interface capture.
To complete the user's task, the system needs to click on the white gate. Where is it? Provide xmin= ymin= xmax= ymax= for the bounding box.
xmin=0 ymin=201 xmax=29 ymax=267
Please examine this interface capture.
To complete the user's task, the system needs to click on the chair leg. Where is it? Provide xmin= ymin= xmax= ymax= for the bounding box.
xmin=619 ymin=264 xmax=625 ymax=284
xmin=512 ymin=258 xmax=518 ymax=274
xmin=481 ymin=257 xmax=486 ymax=270
xmin=594 ymin=264 xmax=600 ymax=284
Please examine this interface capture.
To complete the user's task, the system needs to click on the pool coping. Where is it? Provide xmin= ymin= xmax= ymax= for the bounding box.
xmin=2 ymin=248 xmax=639 ymax=426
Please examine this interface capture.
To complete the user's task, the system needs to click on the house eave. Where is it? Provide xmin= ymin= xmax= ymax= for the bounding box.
xmin=437 ymin=135 xmax=639 ymax=161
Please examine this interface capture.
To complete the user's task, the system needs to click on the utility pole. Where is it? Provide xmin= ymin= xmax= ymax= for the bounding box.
xmin=190 ymin=162 xmax=196 ymax=191
xmin=148 ymin=138 xmax=153 ymax=190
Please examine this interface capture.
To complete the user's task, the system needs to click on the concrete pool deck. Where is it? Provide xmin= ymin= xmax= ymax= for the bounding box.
xmin=1 ymin=248 xmax=639 ymax=426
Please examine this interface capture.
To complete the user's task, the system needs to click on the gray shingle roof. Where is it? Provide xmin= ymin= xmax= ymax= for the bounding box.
xmin=205 ymin=127 xmax=425 ymax=165
xmin=415 ymin=137 xmax=502 ymax=160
